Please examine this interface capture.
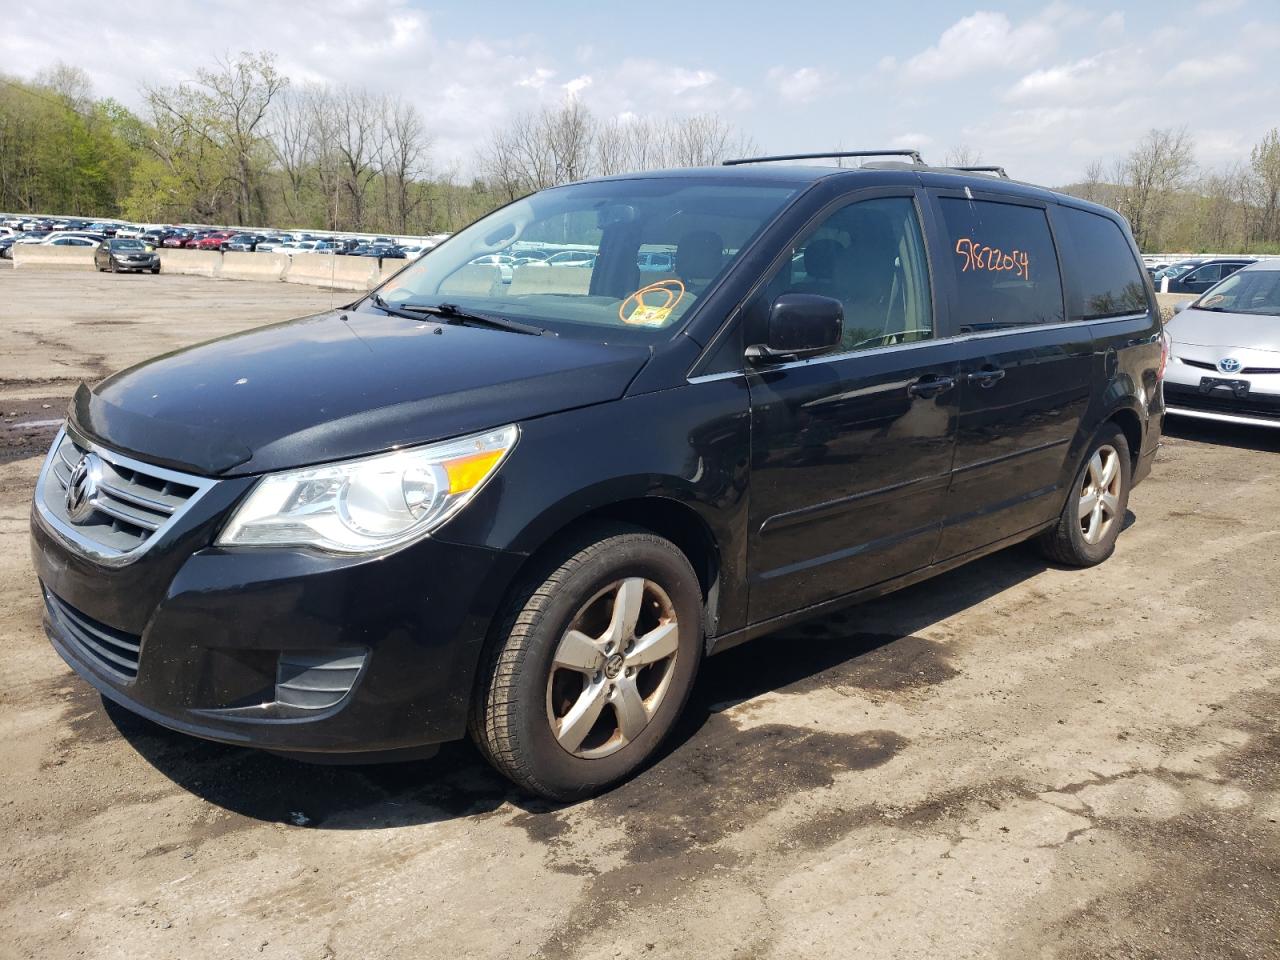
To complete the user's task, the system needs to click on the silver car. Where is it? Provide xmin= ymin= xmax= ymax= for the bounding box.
xmin=1163 ymin=260 xmax=1280 ymax=428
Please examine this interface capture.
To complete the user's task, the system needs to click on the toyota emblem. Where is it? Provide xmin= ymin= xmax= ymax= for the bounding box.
xmin=1217 ymin=357 xmax=1242 ymax=375
xmin=65 ymin=452 xmax=102 ymax=523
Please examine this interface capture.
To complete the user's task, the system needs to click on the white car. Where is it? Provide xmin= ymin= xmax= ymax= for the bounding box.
xmin=1163 ymin=260 xmax=1280 ymax=428
xmin=36 ymin=231 xmax=104 ymax=245
xmin=276 ymin=241 xmax=318 ymax=256
xmin=469 ymin=254 xmax=516 ymax=282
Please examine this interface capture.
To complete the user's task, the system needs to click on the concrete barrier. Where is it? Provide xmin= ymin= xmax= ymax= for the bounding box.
xmin=285 ymin=253 xmax=380 ymax=291
xmin=158 ymin=248 xmax=223 ymax=277
xmin=12 ymin=244 xmax=97 ymax=270
xmin=377 ymin=259 xmax=410 ymax=286
xmin=221 ymin=251 xmax=288 ymax=283
xmin=1155 ymin=292 xmax=1196 ymax=322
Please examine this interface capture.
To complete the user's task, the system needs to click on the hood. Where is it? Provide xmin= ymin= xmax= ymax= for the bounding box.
xmin=72 ymin=309 xmax=651 ymax=476
xmin=1168 ymin=306 xmax=1280 ymax=352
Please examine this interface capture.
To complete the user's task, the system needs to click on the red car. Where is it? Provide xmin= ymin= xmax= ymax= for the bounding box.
xmin=161 ymin=232 xmax=193 ymax=248
xmin=179 ymin=232 xmax=213 ymax=248
xmin=194 ymin=231 xmax=235 ymax=250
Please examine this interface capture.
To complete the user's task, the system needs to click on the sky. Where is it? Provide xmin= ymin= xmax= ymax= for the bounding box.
xmin=3 ymin=0 xmax=1278 ymax=186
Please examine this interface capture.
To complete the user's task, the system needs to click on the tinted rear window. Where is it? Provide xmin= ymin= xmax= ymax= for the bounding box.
xmin=1057 ymin=206 xmax=1148 ymax=320
xmin=938 ymin=197 xmax=1064 ymax=330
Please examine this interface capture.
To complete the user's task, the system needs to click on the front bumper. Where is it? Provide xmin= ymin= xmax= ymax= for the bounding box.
xmin=1164 ymin=354 xmax=1280 ymax=428
xmin=32 ymin=489 xmax=524 ymax=756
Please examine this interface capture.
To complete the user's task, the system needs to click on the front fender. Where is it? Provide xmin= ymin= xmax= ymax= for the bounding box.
xmin=433 ymin=380 xmax=753 ymax=633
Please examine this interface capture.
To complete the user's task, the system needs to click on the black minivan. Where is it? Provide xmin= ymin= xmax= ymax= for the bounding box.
xmin=32 ymin=154 xmax=1166 ymax=799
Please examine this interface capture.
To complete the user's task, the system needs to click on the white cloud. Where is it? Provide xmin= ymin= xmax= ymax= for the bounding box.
xmin=1006 ymin=50 xmax=1144 ymax=104
xmin=516 ymin=68 xmax=555 ymax=90
xmin=563 ymin=74 xmax=593 ymax=98
xmin=1098 ymin=11 xmax=1125 ymax=35
xmin=766 ymin=66 xmax=830 ymax=103
xmin=1165 ymin=54 xmax=1251 ymax=84
xmin=894 ymin=10 xmax=1058 ymax=82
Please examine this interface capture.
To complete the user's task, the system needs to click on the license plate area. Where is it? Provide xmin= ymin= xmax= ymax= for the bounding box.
xmin=1199 ymin=376 xmax=1250 ymax=398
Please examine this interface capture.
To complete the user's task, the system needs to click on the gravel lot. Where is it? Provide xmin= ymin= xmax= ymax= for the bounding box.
xmin=2 ymin=267 xmax=1277 ymax=960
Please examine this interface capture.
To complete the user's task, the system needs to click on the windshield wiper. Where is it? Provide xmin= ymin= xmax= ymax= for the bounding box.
xmin=398 ymin=301 xmax=550 ymax=336
xmin=369 ymin=292 xmax=430 ymax=321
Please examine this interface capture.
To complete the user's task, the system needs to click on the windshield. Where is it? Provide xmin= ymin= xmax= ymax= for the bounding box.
xmin=370 ymin=178 xmax=798 ymax=341
xmin=110 ymin=239 xmax=144 ymax=250
xmin=1195 ymin=268 xmax=1280 ymax=316
xmin=1156 ymin=262 xmax=1198 ymax=280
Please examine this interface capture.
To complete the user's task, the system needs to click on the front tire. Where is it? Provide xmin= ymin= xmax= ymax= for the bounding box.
xmin=471 ymin=526 xmax=703 ymax=801
xmin=1038 ymin=424 xmax=1131 ymax=567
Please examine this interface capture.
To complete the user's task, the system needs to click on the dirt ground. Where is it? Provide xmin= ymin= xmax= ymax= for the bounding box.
xmin=1 ymin=266 xmax=1277 ymax=960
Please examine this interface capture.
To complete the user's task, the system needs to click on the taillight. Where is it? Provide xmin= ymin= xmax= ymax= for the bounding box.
xmin=1157 ymin=330 xmax=1170 ymax=381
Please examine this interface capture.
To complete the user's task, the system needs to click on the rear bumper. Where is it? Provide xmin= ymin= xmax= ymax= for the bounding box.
xmin=33 ymin=505 xmax=525 ymax=755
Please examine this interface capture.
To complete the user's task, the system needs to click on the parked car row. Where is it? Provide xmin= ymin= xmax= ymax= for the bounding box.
xmin=0 ymin=213 xmax=447 ymax=261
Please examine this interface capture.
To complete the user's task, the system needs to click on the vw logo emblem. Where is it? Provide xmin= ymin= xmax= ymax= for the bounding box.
xmin=65 ymin=452 xmax=102 ymax=523
xmin=1217 ymin=357 xmax=1242 ymax=374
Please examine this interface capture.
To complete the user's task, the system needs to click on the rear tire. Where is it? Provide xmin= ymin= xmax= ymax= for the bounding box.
xmin=1037 ymin=423 xmax=1131 ymax=567
xmin=470 ymin=525 xmax=703 ymax=801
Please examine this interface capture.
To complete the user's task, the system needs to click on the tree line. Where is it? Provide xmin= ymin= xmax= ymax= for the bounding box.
xmin=2 ymin=52 xmax=1278 ymax=252
xmin=0 ymin=53 xmax=753 ymax=237
xmin=1060 ymin=127 xmax=1280 ymax=254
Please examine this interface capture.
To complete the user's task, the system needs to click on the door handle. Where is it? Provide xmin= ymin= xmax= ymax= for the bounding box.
xmin=907 ymin=374 xmax=956 ymax=399
xmin=965 ymin=366 xmax=1006 ymax=387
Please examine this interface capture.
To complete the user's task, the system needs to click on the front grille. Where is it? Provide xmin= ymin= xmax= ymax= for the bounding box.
xmin=36 ymin=429 xmax=215 ymax=563
xmin=43 ymin=586 xmax=141 ymax=680
xmin=1180 ymin=357 xmax=1280 ymax=375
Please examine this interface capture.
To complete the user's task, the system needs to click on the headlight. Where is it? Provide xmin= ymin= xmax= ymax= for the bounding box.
xmin=217 ymin=424 xmax=518 ymax=554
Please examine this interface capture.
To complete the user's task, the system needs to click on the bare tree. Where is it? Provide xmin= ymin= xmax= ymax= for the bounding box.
xmin=268 ymin=85 xmax=315 ymax=223
xmin=1251 ymin=128 xmax=1280 ymax=243
xmin=944 ymin=144 xmax=983 ymax=168
xmin=34 ymin=63 xmax=94 ymax=115
xmin=1111 ymin=127 xmax=1196 ymax=250
xmin=664 ymin=114 xmax=754 ymax=167
xmin=376 ymin=96 xmax=431 ymax=233
xmin=333 ymin=88 xmax=383 ymax=230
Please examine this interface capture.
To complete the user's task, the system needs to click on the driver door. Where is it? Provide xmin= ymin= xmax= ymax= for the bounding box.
xmin=745 ymin=189 xmax=961 ymax=624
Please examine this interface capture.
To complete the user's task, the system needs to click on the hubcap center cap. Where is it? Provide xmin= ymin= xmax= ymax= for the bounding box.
xmin=603 ymin=653 xmax=625 ymax=679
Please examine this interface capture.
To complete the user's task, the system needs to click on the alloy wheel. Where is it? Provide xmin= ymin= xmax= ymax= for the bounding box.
xmin=1078 ymin=444 xmax=1122 ymax=545
xmin=546 ymin=578 xmax=680 ymax=760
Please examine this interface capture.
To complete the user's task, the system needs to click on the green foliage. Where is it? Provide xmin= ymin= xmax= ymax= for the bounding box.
xmin=0 ymin=72 xmax=143 ymax=216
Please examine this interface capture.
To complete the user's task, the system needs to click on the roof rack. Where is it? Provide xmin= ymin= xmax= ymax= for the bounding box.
xmin=723 ymin=149 xmax=924 ymax=167
xmin=953 ymin=165 xmax=1009 ymax=179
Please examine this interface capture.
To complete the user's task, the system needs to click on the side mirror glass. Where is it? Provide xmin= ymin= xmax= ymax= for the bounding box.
xmin=747 ymin=293 xmax=844 ymax=363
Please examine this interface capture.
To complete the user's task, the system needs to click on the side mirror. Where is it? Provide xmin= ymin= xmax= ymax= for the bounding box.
xmin=1173 ymin=299 xmax=1190 ymax=314
xmin=747 ymin=293 xmax=843 ymax=363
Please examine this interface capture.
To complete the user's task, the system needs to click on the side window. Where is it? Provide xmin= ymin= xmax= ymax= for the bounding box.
xmin=1056 ymin=206 xmax=1148 ymax=320
xmin=1188 ymin=265 xmax=1221 ymax=283
xmin=753 ymin=196 xmax=934 ymax=354
xmin=938 ymin=197 xmax=1064 ymax=330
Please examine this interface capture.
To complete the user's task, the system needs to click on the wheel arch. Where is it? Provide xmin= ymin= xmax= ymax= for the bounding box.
xmin=1106 ymin=405 xmax=1143 ymax=471
xmin=502 ymin=495 xmax=726 ymax=639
